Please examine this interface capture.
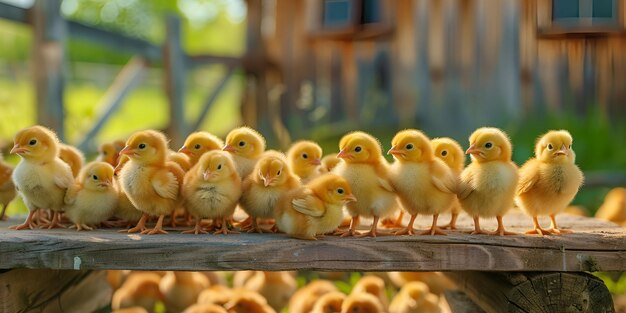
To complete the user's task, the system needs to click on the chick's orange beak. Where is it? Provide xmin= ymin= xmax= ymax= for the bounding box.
xmin=178 ymin=146 xmax=191 ymax=155
xmin=262 ymin=174 xmax=272 ymax=187
xmin=10 ymin=144 xmax=27 ymax=154
xmin=387 ymin=146 xmax=402 ymax=156
xmin=465 ymin=144 xmax=480 ymax=155
xmin=344 ymin=194 xmax=357 ymax=203
xmin=119 ymin=146 xmax=134 ymax=156
xmin=311 ymin=158 xmax=322 ymax=166
xmin=222 ymin=144 xmax=236 ymax=152
xmin=555 ymin=144 xmax=569 ymax=156
xmin=336 ymin=149 xmax=350 ymax=159
xmin=203 ymin=170 xmax=213 ymax=181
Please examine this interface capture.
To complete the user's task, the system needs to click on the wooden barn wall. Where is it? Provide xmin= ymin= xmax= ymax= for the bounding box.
xmin=263 ymin=0 xmax=626 ymax=139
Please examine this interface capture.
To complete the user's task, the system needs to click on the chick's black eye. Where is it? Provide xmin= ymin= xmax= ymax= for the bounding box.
xmin=92 ymin=175 xmax=98 ymax=180
xmin=569 ymin=144 xmax=572 ymax=149
xmin=29 ymin=139 xmax=37 ymax=146
xmin=238 ymin=141 xmax=245 ymax=147
xmin=406 ymin=143 xmax=414 ymax=150
xmin=485 ymin=142 xmax=493 ymax=149
xmin=337 ymin=188 xmax=344 ymax=194
xmin=441 ymin=150 xmax=448 ymax=156
xmin=194 ymin=144 xmax=201 ymax=149
xmin=277 ymin=170 xmax=281 ymax=176
xmin=547 ymin=144 xmax=553 ymax=150
xmin=138 ymin=143 xmax=146 ymax=149
xmin=302 ymin=153 xmax=308 ymax=159
xmin=354 ymin=146 xmax=362 ymax=152
xmin=217 ymin=164 xmax=222 ymax=170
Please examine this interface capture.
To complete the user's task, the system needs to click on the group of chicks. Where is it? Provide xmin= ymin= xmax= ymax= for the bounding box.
xmin=111 ymin=270 xmax=453 ymax=313
xmin=3 ymin=124 xmax=584 ymax=237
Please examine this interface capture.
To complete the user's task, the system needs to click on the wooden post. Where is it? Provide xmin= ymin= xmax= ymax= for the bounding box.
xmin=446 ymin=271 xmax=614 ymax=313
xmin=31 ymin=0 xmax=66 ymax=141
xmin=164 ymin=15 xmax=186 ymax=148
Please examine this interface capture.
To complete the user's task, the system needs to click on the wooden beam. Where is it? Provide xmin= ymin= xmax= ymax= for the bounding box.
xmin=443 ymin=290 xmax=486 ymax=313
xmin=187 ymin=55 xmax=242 ymax=67
xmin=446 ymin=271 xmax=614 ymax=313
xmin=0 ymin=2 xmax=28 ymax=24
xmin=76 ymin=56 xmax=147 ymax=152
xmin=32 ymin=0 xmax=66 ymax=141
xmin=191 ymin=66 xmax=235 ymax=132
xmin=164 ymin=15 xmax=187 ymax=148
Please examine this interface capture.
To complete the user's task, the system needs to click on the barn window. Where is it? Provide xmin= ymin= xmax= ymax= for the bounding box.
xmin=315 ymin=0 xmax=390 ymax=40
xmin=552 ymin=0 xmax=617 ymax=26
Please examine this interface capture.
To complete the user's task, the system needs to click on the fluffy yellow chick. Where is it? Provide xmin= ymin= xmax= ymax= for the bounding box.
xmin=321 ymin=154 xmax=341 ymax=173
xmin=224 ymin=290 xmax=277 ymax=313
xmin=222 ymin=126 xmax=266 ymax=179
xmin=10 ymin=125 xmax=74 ymax=229
xmin=235 ymin=271 xmax=297 ymax=312
xmin=197 ymin=285 xmax=233 ymax=307
xmin=183 ymin=303 xmax=228 ymax=313
xmin=311 ymin=291 xmax=346 ymax=313
xmin=595 ymin=188 xmax=626 ymax=223
xmin=351 ymin=276 xmax=388 ymax=309
xmin=287 ymin=140 xmax=323 ymax=183
xmin=389 ymin=282 xmax=440 ymax=313
xmin=64 ymin=162 xmax=118 ymax=231
xmin=387 ymin=272 xmax=455 ymax=295
xmin=113 ymin=188 xmax=143 ymax=227
xmin=58 ymin=143 xmax=85 ymax=178
xmin=332 ymin=131 xmax=398 ymax=237
xmin=458 ymin=127 xmax=519 ymax=236
xmin=275 ymin=174 xmax=356 ymax=240
xmin=179 ymin=131 xmax=224 ymax=166
xmin=170 ymin=150 xmax=192 ymax=172
xmin=97 ymin=141 xmax=122 ymax=167
xmin=388 ymin=130 xmax=457 ymax=236
xmin=182 ymin=150 xmax=241 ymax=235
xmin=516 ymin=130 xmax=584 ymax=235
xmin=240 ymin=152 xmax=300 ymax=233
xmin=119 ymin=130 xmax=185 ymax=235
xmin=160 ymin=271 xmax=211 ymax=313
xmin=289 ymin=280 xmax=339 ymax=313
xmin=431 ymin=137 xmax=465 ymax=230
xmin=112 ymin=272 xmax=163 ymax=311
xmin=0 ymin=154 xmax=16 ymax=220
xmin=341 ymin=293 xmax=384 ymax=313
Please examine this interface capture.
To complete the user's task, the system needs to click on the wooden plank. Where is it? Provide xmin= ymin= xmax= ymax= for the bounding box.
xmin=444 ymin=290 xmax=486 ymax=313
xmin=446 ymin=271 xmax=614 ymax=313
xmin=164 ymin=15 xmax=187 ymax=148
xmin=0 ymin=212 xmax=625 ymax=272
xmin=0 ymin=2 xmax=28 ymax=23
xmin=191 ymin=66 xmax=235 ymax=132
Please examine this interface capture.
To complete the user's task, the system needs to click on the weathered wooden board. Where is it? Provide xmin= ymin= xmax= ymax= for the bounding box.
xmin=0 ymin=211 xmax=624 ymax=272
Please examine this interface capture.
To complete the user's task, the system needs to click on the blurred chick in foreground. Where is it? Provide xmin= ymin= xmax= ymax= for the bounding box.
xmin=595 ymin=187 xmax=626 ymax=224
xmin=112 ymin=272 xmax=163 ymax=312
xmin=0 ymin=154 xmax=16 ymax=220
xmin=333 ymin=131 xmax=398 ymax=237
xmin=341 ymin=293 xmax=384 ymax=313
xmin=431 ymin=137 xmax=465 ymax=229
xmin=58 ymin=143 xmax=85 ymax=178
xmin=389 ymin=281 xmax=440 ymax=313
xmin=458 ymin=127 xmax=519 ymax=236
xmin=387 ymin=272 xmax=455 ymax=295
xmin=182 ymin=303 xmax=228 ymax=313
xmin=64 ymin=162 xmax=118 ymax=231
xmin=351 ymin=275 xmax=389 ymax=309
xmin=321 ymin=154 xmax=341 ymax=173
xmin=179 ymin=131 xmax=224 ymax=166
xmin=287 ymin=140 xmax=323 ymax=183
xmin=97 ymin=140 xmax=125 ymax=167
xmin=10 ymin=125 xmax=74 ymax=229
xmin=240 ymin=152 xmax=300 ymax=233
xmin=160 ymin=271 xmax=211 ymax=313
xmin=224 ymin=289 xmax=277 ymax=313
xmin=223 ymin=126 xmax=266 ymax=179
xmin=289 ymin=280 xmax=339 ymax=313
xmin=182 ymin=150 xmax=241 ymax=234
xmin=516 ymin=130 xmax=584 ymax=235
xmin=119 ymin=130 xmax=185 ymax=234
xmin=197 ymin=285 xmax=233 ymax=307
xmin=388 ymin=130 xmax=456 ymax=236
xmin=234 ymin=271 xmax=297 ymax=312
xmin=311 ymin=291 xmax=346 ymax=313
xmin=275 ymin=174 xmax=355 ymax=240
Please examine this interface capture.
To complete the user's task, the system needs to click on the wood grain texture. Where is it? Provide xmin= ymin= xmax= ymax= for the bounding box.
xmin=444 ymin=290 xmax=487 ymax=313
xmin=0 ymin=212 xmax=624 ymax=272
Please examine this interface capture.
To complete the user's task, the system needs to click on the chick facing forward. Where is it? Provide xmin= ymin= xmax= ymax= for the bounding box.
xmin=289 ymin=280 xmax=339 ymax=313
xmin=112 ymin=272 xmax=163 ymax=312
xmin=596 ymin=188 xmax=626 ymax=224
xmin=458 ymin=127 xmax=519 ymax=236
xmin=332 ymin=131 xmax=398 ymax=237
xmin=119 ymin=130 xmax=185 ymax=235
xmin=64 ymin=162 xmax=118 ymax=231
xmin=0 ymin=154 xmax=16 ymax=220
xmin=223 ymin=126 xmax=266 ymax=179
xmin=341 ymin=293 xmax=384 ymax=313
xmin=182 ymin=150 xmax=241 ymax=235
xmin=10 ymin=125 xmax=74 ymax=229
xmin=516 ymin=130 xmax=584 ymax=235
xmin=389 ymin=281 xmax=440 ymax=313
xmin=388 ymin=130 xmax=457 ymax=236
xmin=240 ymin=152 xmax=300 ymax=233
xmin=58 ymin=143 xmax=85 ymax=178
xmin=431 ymin=137 xmax=465 ymax=230
xmin=275 ymin=174 xmax=356 ymax=240
xmin=160 ymin=271 xmax=211 ymax=313
xmin=311 ymin=291 xmax=346 ymax=313
xmin=287 ymin=140 xmax=323 ymax=183
xmin=179 ymin=131 xmax=224 ymax=166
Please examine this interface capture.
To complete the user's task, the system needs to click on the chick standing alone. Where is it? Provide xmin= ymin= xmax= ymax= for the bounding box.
xmin=10 ymin=126 xmax=74 ymax=229
xmin=431 ymin=137 xmax=465 ymax=230
xmin=64 ymin=162 xmax=118 ymax=231
xmin=287 ymin=140 xmax=323 ymax=183
xmin=0 ymin=154 xmax=16 ymax=220
xmin=516 ymin=130 xmax=584 ymax=235
xmin=222 ymin=127 xmax=266 ymax=179
xmin=458 ymin=127 xmax=519 ymax=236
xmin=182 ymin=150 xmax=241 ymax=235
xmin=388 ymin=130 xmax=457 ymax=236
xmin=119 ymin=130 xmax=185 ymax=235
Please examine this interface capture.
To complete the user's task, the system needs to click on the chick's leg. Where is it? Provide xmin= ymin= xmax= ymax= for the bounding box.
xmin=441 ymin=213 xmax=459 ymax=230
xmin=547 ymin=214 xmax=572 ymax=235
xmin=355 ymin=216 xmax=392 ymax=238
xmin=0 ymin=204 xmax=7 ymax=221
xmin=490 ymin=216 xmax=517 ymax=236
xmin=420 ymin=214 xmax=447 ymax=236
xmin=382 ymin=211 xmax=404 ymax=228
xmin=334 ymin=215 xmax=360 ymax=237
xmin=39 ymin=211 xmax=66 ymax=229
xmin=125 ymin=213 xmax=149 ymax=233
xmin=10 ymin=209 xmax=38 ymax=230
xmin=143 ymin=214 xmax=168 ymax=235
xmin=214 ymin=218 xmax=240 ymax=235
xmin=468 ymin=215 xmax=490 ymax=235
xmin=182 ymin=217 xmax=208 ymax=234
xmin=525 ymin=216 xmax=550 ymax=236
xmin=394 ymin=213 xmax=417 ymax=235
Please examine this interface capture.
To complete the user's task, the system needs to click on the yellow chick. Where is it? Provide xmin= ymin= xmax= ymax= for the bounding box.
xmin=182 ymin=150 xmax=241 ymax=235
xmin=289 ymin=280 xmax=339 ymax=313
xmin=183 ymin=303 xmax=228 ymax=313
xmin=10 ymin=125 xmax=74 ymax=229
xmin=197 ymin=285 xmax=234 ymax=307
xmin=160 ymin=271 xmax=211 ymax=313
xmin=516 ymin=130 xmax=584 ymax=235
xmin=341 ymin=293 xmax=384 ymax=313
xmin=170 ymin=150 xmax=193 ymax=172
xmin=388 ymin=130 xmax=457 ymax=236
xmin=235 ymin=271 xmax=297 ymax=312
xmin=240 ymin=152 xmax=300 ymax=233
xmin=0 ymin=154 xmax=16 ymax=220
xmin=275 ymin=174 xmax=356 ymax=240
xmin=224 ymin=290 xmax=277 ymax=313
xmin=287 ymin=140 xmax=323 ymax=183
xmin=112 ymin=272 xmax=163 ymax=311
xmin=387 ymin=272 xmax=455 ymax=295
xmin=58 ymin=143 xmax=85 ymax=178
xmin=389 ymin=282 xmax=440 ymax=313
xmin=97 ymin=141 xmax=121 ymax=167
xmin=321 ymin=154 xmax=341 ymax=173
xmin=431 ymin=137 xmax=465 ymax=230
xmin=596 ymin=188 xmax=626 ymax=223
xmin=350 ymin=276 xmax=389 ymax=309
xmin=332 ymin=131 xmax=398 ymax=237
xmin=64 ymin=162 xmax=118 ymax=231
xmin=119 ymin=130 xmax=185 ymax=235
xmin=113 ymin=188 xmax=144 ymax=227
xmin=179 ymin=131 xmax=224 ymax=166
xmin=458 ymin=127 xmax=519 ymax=236
xmin=222 ymin=126 xmax=266 ymax=179
xmin=311 ymin=291 xmax=346 ymax=313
